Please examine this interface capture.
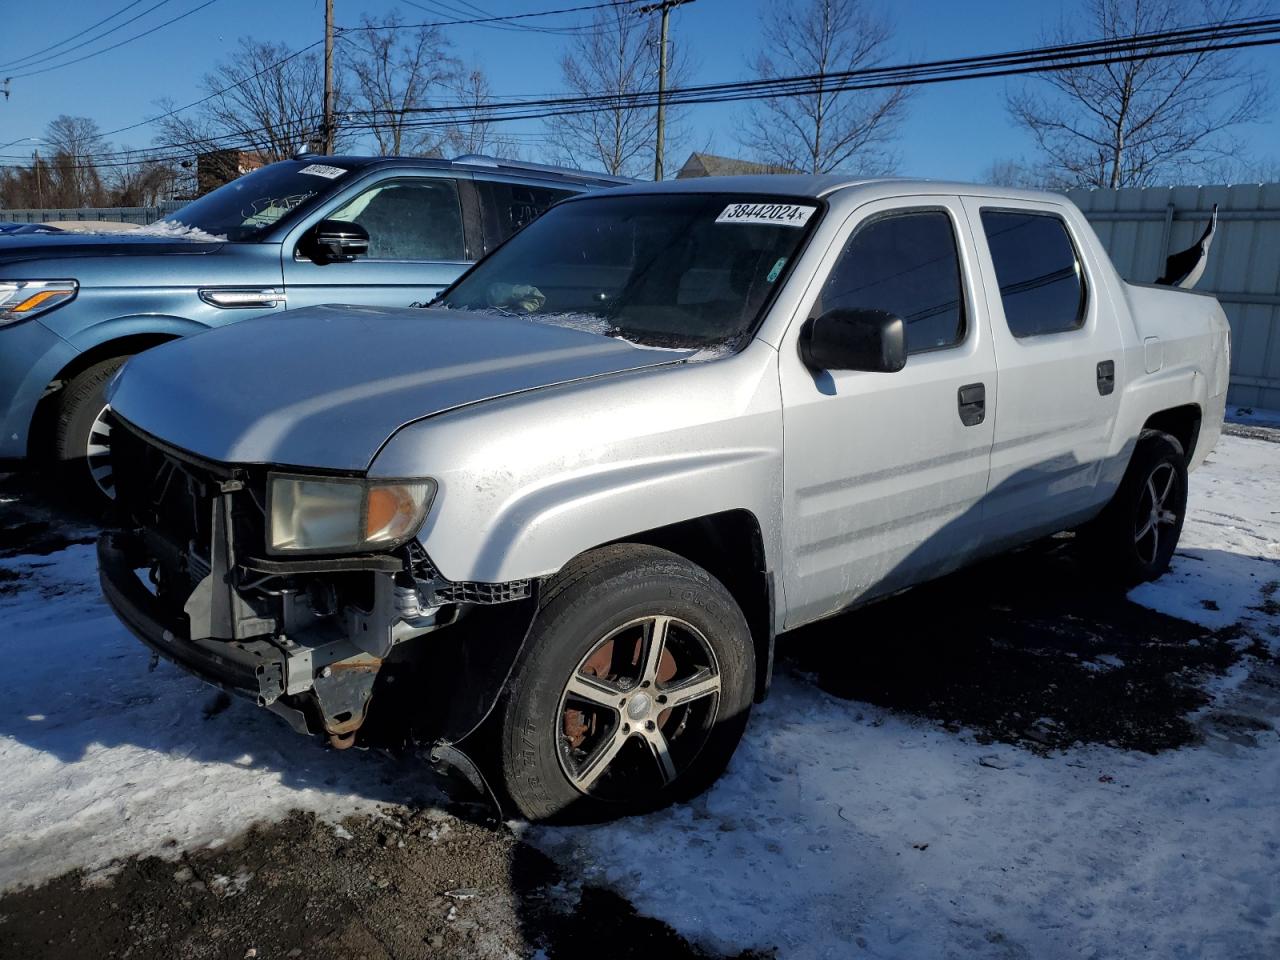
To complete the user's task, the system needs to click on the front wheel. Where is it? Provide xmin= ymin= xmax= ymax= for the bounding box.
xmin=54 ymin=357 xmax=127 ymax=504
xmin=1082 ymin=430 xmax=1188 ymax=586
xmin=496 ymin=544 xmax=755 ymax=822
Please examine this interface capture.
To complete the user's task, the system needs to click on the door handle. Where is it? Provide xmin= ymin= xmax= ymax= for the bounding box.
xmin=199 ymin=287 xmax=286 ymax=309
xmin=957 ymin=382 xmax=986 ymax=426
xmin=1096 ymin=360 xmax=1116 ymax=396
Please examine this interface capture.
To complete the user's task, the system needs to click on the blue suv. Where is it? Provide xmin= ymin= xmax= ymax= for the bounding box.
xmin=0 ymin=154 xmax=628 ymax=498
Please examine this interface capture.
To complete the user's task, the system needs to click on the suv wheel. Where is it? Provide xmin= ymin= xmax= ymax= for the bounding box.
xmin=54 ymin=357 xmax=127 ymax=503
xmin=497 ymin=544 xmax=755 ymax=822
xmin=1083 ymin=430 xmax=1188 ymax=586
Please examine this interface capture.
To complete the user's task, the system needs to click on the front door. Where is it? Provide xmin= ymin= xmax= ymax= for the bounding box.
xmin=283 ymin=176 xmax=474 ymax=310
xmin=779 ymin=197 xmax=997 ymax=628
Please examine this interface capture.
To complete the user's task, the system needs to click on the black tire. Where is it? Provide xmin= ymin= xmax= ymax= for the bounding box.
xmin=1082 ymin=430 xmax=1188 ymax=586
xmin=53 ymin=357 xmax=127 ymax=504
xmin=496 ymin=544 xmax=755 ymax=823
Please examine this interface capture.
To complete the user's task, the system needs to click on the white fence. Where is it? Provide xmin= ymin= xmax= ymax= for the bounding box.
xmin=1068 ymin=183 xmax=1280 ymax=410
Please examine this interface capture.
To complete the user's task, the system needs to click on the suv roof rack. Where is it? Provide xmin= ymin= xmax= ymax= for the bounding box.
xmin=450 ymin=154 xmax=636 ymax=185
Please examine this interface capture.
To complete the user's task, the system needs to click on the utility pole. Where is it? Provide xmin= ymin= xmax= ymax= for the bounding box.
xmin=322 ymin=0 xmax=335 ymax=154
xmin=33 ymin=148 xmax=43 ymax=208
xmin=639 ymin=0 xmax=695 ymax=181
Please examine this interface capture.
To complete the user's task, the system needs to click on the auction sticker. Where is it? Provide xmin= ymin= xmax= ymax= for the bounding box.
xmin=298 ymin=163 xmax=347 ymax=179
xmin=716 ymin=202 xmax=815 ymax=228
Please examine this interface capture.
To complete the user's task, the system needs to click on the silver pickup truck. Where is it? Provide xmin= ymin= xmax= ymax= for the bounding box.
xmin=98 ymin=176 xmax=1229 ymax=821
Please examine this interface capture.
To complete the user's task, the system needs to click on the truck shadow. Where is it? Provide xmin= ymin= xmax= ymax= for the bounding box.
xmin=779 ymin=535 xmax=1253 ymax=753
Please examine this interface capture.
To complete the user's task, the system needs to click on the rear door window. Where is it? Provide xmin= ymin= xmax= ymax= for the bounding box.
xmin=820 ymin=210 xmax=966 ymax=355
xmin=329 ymin=178 xmax=466 ymax=261
xmin=477 ymin=181 xmax=576 ymax=252
xmin=979 ymin=210 xmax=1086 ymax=338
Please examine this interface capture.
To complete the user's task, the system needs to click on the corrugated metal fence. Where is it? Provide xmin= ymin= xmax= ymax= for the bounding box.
xmin=0 ymin=200 xmax=186 ymax=225
xmin=1068 ymin=183 xmax=1280 ymax=410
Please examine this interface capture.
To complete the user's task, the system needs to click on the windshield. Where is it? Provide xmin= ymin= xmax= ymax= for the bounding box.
xmin=438 ymin=193 xmax=820 ymax=351
xmin=158 ymin=160 xmax=359 ymax=241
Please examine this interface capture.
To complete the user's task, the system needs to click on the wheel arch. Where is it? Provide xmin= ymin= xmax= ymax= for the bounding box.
xmin=1140 ymin=403 xmax=1201 ymax=463
xmin=29 ymin=332 xmax=181 ymax=458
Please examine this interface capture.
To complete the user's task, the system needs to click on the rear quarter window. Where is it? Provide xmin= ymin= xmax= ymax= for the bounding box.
xmin=979 ymin=209 xmax=1086 ymax=338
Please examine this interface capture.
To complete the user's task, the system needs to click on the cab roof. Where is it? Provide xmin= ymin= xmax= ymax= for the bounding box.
xmin=600 ymin=174 xmax=1069 ymax=206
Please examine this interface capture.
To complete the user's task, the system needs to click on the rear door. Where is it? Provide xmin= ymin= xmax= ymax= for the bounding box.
xmin=961 ymin=197 xmax=1124 ymax=547
xmin=282 ymin=174 xmax=478 ymax=310
xmin=779 ymin=196 xmax=997 ymax=627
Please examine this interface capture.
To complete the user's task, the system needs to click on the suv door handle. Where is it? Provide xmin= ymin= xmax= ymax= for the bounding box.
xmin=957 ymin=382 xmax=986 ymax=426
xmin=1096 ymin=360 xmax=1116 ymax=396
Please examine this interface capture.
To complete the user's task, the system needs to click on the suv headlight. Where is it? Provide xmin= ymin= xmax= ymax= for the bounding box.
xmin=268 ymin=474 xmax=436 ymax=553
xmin=0 ymin=280 xmax=78 ymax=326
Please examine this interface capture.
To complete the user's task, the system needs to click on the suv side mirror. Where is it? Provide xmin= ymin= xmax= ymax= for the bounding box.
xmin=306 ymin=219 xmax=369 ymax=263
xmin=799 ymin=308 xmax=906 ymax=373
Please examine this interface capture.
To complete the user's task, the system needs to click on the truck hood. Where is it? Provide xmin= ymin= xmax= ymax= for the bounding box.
xmin=109 ymin=304 xmax=692 ymax=471
xmin=0 ymin=234 xmax=223 ymax=267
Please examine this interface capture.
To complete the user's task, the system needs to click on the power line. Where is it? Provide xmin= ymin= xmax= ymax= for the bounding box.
xmin=333 ymin=16 xmax=1280 ymax=126
xmin=0 ymin=0 xmax=151 ymax=71
xmin=340 ymin=0 xmax=646 ymax=33
xmin=6 ymin=0 xmax=220 ymax=81
xmin=3 ymin=15 xmax=1276 ymax=170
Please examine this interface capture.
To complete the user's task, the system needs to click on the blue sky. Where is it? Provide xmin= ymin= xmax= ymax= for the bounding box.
xmin=1 ymin=0 xmax=1277 ymax=180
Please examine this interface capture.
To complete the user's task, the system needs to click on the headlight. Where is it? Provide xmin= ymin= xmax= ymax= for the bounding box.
xmin=0 ymin=280 xmax=78 ymax=326
xmin=268 ymin=474 xmax=436 ymax=553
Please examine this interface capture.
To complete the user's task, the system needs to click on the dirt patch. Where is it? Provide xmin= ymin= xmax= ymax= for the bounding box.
xmin=0 ymin=807 xmax=768 ymax=960
xmin=780 ymin=536 xmax=1248 ymax=753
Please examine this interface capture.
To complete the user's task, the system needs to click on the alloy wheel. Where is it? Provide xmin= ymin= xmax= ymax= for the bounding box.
xmin=1134 ymin=461 xmax=1179 ymax=565
xmin=556 ymin=615 xmax=722 ymax=800
xmin=85 ymin=405 xmax=115 ymax=500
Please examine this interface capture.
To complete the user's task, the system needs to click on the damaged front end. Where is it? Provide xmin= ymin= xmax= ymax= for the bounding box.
xmin=98 ymin=415 xmax=536 ymax=752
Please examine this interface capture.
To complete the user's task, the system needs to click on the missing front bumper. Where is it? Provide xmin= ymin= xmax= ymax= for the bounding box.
xmin=97 ymin=531 xmax=404 ymax=740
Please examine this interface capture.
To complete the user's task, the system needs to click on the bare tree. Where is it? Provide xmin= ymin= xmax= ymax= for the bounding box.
xmin=545 ymin=8 xmax=691 ymax=178
xmin=740 ymin=0 xmax=911 ymax=174
xmin=44 ymin=115 xmax=108 ymax=206
xmin=444 ymin=68 xmax=520 ymax=159
xmin=1007 ymin=0 xmax=1269 ymax=189
xmin=108 ymin=149 xmax=181 ymax=206
xmin=153 ymin=38 xmax=336 ymax=167
xmin=342 ymin=12 xmax=458 ymax=157
xmin=981 ymin=158 xmax=1050 ymax=190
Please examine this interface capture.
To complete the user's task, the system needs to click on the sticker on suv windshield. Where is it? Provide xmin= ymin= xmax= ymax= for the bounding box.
xmin=298 ymin=163 xmax=347 ymax=179
xmin=716 ymin=202 xmax=815 ymax=228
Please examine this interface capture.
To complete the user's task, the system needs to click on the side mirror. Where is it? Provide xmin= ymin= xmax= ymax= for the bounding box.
xmin=799 ymin=307 xmax=906 ymax=373
xmin=306 ymin=219 xmax=369 ymax=263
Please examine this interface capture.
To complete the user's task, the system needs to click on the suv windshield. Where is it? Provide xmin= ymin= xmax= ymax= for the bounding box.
xmin=439 ymin=193 xmax=819 ymax=351
xmin=158 ymin=160 xmax=359 ymax=241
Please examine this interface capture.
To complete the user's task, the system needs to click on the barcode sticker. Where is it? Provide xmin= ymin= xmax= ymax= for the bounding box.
xmin=715 ymin=202 xmax=816 ymax=228
xmin=298 ymin=163 xmax=347 ymax=179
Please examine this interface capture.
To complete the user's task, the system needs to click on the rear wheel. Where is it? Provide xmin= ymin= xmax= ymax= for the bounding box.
xmin=53 ymin=357 xmax=127 ymax=503
xmin=1082 ymin=430 xmax=1188 ymax=586
xmin=496 ymin=544 xmax=755 ymax=822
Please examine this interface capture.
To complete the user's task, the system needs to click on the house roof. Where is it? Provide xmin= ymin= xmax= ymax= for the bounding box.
xmin=676 ymin=152 xmax=799 ymax=178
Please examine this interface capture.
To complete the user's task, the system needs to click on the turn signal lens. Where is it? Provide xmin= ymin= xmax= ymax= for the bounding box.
xmin=365 ymin=482 xmax=433 ymax=544
xmin=0 ymin=280 xmax=78 ymax=326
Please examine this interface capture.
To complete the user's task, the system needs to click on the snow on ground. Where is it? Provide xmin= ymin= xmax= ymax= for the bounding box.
xmin=529 ymin=434 xmax=1280 ymax=960
xmin=0 ymin=434 xmax=1276 ymax=958
xmin=0 ymin=542 xmax=440 ymax=891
